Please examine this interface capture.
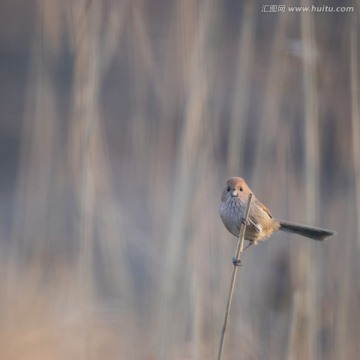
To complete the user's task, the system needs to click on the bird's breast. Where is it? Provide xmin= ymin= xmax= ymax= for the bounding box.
xmin=219 ymin=198 xmax=246 ymax=237
xmin=220 ymin=197 xmax=280 ymax=241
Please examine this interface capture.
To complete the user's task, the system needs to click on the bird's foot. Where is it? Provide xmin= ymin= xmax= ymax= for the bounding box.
xmin=242 ymin=218 xmax=261 ymax=232
xmin=242 ymin=241 xmax=256 ymax=252
xmin=232 ymin=257 xmax=243 ymax=266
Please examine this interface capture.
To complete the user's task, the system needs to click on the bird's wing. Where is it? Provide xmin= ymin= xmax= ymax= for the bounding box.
xmin=255 ymin=199 xmax=273 ymax=218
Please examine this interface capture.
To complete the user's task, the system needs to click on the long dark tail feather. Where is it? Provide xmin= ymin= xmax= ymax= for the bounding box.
xmin=279 ymin=220 xmax=335 ymax=241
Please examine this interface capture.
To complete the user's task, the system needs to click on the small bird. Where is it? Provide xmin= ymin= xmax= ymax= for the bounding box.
xmin=220 ymin=177 xmax=335 ymax=248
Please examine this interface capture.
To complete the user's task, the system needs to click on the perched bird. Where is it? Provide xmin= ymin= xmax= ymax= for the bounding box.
xmin=220 ymin=177 xmax=335 ymax=247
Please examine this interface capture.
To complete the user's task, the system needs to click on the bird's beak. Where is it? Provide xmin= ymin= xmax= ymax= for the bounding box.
xmin=231 ymin=190 xmax=238 ymax=197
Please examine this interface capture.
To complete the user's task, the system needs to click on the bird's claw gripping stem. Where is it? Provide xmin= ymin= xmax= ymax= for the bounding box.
xmin=232 ymin=257 xmax=242 ymax=266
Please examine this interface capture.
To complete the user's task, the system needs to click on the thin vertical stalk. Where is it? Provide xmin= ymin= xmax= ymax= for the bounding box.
xmin=350 ymin=11 xmax=360 ymax=359
xmin=227 ymin=0 xmax=255 ymax=175
xmin=300 ymin=2 xmax=319 ymax=359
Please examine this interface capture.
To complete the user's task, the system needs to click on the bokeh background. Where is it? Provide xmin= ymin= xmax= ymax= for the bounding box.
xmin=0 ymin=0 xmax=358 ymax=359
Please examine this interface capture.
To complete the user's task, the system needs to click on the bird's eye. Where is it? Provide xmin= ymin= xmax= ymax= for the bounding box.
xmin=227 ymin=186 xmax=231 ymax=192
xmin=239 ymin=187 xmax=243 ymax=191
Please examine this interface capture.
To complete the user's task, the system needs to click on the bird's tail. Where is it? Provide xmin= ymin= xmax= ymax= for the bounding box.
xmin=279 ymin=220 xmax=335 ymax=241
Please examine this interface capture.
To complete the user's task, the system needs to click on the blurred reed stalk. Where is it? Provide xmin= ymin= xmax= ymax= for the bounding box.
xmin=350 ymin=10 xmax=360 ymax=359
xmin=227 ymin=0 xmax=255 ymax=176
xmin=156 ymin=0 xmax=221 ymax=358
xmin=68 ymin=0 xmax=136 ymax=356
xmin=294 ymin=2 xmax=319 ymax=360
xmin=350 ymin=4 xmax=360 ymax=252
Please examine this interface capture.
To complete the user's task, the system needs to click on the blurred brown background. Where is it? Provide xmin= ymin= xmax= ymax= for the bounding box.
xmin=0 ymin=0 xmax=358 ymax=359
